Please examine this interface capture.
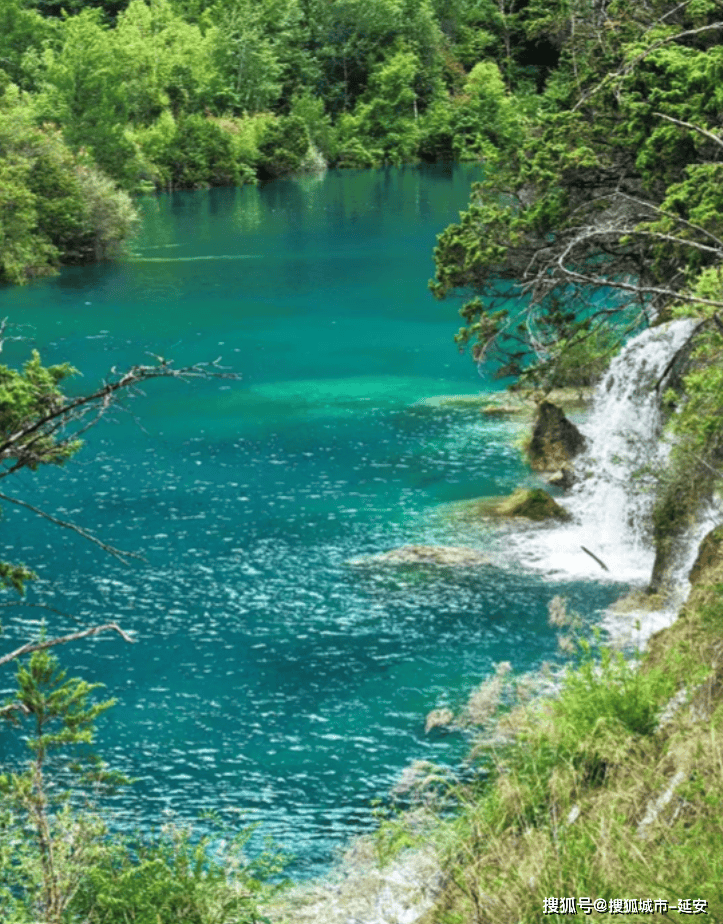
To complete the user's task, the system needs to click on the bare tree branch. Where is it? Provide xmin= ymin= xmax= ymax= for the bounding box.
xmin=0 ymin=701 xmax=30 ymax=719
xmin=0 ymin=623 xmax=136 ymax=668
xmin=0 ymin=601 xmax=84 ymax=624
xmin=653 ymin=112 xmax=723 ymax=153
xmin=0 ymin=491 xmax=143 ymax=565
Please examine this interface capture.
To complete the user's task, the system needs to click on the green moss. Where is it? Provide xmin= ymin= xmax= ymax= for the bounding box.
xmin=495 ymin=487 xmax=571 ymax=521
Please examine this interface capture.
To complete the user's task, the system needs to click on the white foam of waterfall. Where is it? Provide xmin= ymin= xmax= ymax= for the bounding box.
xmin=501 ymin=319 xmax=697 ymax=583
xmin=601 ymin=501 xmax=720 ymax=648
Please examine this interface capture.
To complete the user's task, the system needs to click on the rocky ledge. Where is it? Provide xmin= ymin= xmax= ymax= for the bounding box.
xmin=264 ymin=834 xmax=444 ymax=924
xmin=347 ymin=545 xmax=491 ymax=567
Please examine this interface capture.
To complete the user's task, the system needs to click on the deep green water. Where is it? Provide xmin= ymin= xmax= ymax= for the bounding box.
xmin=0 ymin=165 xmax=624 ymax=875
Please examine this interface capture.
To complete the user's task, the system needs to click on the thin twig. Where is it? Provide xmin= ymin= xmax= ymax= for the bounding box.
xmin=654 ymin=112 xmax=723 ymax=153
xmin=0 ymin=601 xmax=84 ymax=625
xmin=0 ymin=701 xmax=30 ymax=719
xmin=0 ymin=491 xmax=144 ymax=564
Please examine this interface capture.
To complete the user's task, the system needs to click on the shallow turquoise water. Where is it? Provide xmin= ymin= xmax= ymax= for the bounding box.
xmin=0 ymin=165 xmax=624 ymax=875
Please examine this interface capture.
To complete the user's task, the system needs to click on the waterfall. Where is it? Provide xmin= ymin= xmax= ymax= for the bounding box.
xmin=503 ymin=319 xmax=698 ymax=585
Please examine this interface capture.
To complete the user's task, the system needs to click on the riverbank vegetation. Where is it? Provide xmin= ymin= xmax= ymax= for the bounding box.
xmin=404 ymin=553 xmax=723 ymax=922
xmin=1 ymin=0 xmax=548 ymax=282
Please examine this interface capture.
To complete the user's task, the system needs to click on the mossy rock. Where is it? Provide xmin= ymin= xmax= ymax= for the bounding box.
xmin=437 ymin=489 xmax=571 ymax=524
xmin=688 ymin=525 xmax=723 ymax=586
xmin=495 ymin=488 xmax=572 ymax=521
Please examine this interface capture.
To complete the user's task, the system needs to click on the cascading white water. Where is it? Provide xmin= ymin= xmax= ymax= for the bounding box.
xmin=504 ymin=319 xmax=697 ymax=583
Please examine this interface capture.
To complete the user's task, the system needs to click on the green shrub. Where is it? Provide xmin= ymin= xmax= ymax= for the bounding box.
xmin=165 ymin=114 xmax=239 ymax=188
xmin=256 ymin=114 xmax=310 ymax=179
xmin=557 ymin=646 xmax=673 ymax=740
xmin=0 ymin=86 xmax=137 ymax=281
xmin=70 ymin=822 xmax=283 ymax=924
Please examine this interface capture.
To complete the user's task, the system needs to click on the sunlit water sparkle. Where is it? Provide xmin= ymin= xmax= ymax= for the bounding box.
xmin=0 ymin=167 xmax=627 ymax=876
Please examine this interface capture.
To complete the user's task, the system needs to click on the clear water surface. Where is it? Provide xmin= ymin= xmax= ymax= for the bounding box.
xmin=0 ymin=165 xmax=624 ymax=875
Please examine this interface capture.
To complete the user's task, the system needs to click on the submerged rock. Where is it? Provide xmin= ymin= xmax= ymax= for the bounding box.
xmin=348 ymin=545 xmax=490 ymax=567
xmin=424 ymin=708 xmax=455 ymax=734
xmin=526 ymin=401 xmax=586 ymax=479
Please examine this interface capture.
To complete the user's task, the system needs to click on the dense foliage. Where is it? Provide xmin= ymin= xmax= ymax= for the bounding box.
xmin=430 ymin=0 xmax=723 ymax=583
xmin=431 ymin=0 xmax=723 ymax=386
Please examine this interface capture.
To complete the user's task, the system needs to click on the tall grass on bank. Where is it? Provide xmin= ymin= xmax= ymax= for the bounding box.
xmin=414 ymin=585 xmax=723 ymax=924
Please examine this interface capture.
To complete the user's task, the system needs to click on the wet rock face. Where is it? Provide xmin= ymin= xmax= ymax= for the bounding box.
xmin=527 ymin=401 xmax=586 ymax=476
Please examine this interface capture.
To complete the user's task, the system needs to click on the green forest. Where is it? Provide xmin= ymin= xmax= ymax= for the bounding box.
xmin=2 ymin=0 xmax=554 ymax=284
xmin=2 ymin=0 xmax=723 ymax=921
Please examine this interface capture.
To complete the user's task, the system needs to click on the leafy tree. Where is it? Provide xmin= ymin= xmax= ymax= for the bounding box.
xmin=0 ymin=0 xmax=54 ymax=90
xmin=256 ymin=114 xmax=311 ymax=177
xmin=289 ymin=89 xmax=333 ymax=159
xmin=113 ymin=0 xmax=217 ymax=122
xmin=211 ymin=11 xmax=283 ymax=114
xmin=449 ymin=59 xmax=521 ymax=160
xmin=155 ymin=113 xmax=239 ymax=186
xmin=35 ymin=10 xmax=134 ymax=180
xmin=315 ymin=0 xmax=408 ymax=113
xmin=355 ymin=49 xmax=421 ymax=164
xmin=430 ymin=0 xmax=723 ymax=385
xmin=206 ymin=0 xmax=305 ymax=113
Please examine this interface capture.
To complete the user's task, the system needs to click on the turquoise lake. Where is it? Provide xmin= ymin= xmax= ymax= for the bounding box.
xmin=0 ymin=165 xmax=625 ymax=876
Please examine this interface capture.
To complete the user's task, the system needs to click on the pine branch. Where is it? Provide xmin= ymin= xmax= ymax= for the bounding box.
xmin=573 ymin=18 xmax=723 ymax=113
xmin=0 ymin=358 xmax=235 ymax=464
